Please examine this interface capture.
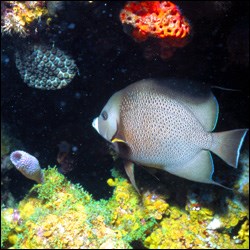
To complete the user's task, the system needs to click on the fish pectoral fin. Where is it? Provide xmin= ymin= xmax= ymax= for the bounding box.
xmin=166 ymin=150 xmax=230 ymax=189
xmin=124 ymin=160 xmax=140 ymax=194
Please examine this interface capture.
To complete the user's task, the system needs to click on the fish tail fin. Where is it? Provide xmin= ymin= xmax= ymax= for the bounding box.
xmin=210 ymin=129 xmax=248 ymax=168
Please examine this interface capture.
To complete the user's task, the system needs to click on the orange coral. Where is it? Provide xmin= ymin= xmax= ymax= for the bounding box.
xmin=120 ymin=1 xmax=191 ymax=59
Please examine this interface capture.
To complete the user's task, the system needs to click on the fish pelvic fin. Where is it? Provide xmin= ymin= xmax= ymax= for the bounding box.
xmin=210 ymin=129 xmax=248 ymax=168
xmin=124 ymin=160 xmax=140 ymax=195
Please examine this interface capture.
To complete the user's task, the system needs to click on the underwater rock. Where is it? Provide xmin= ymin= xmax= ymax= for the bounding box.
xmin=15 ymin=43 xmax=78 ymax=90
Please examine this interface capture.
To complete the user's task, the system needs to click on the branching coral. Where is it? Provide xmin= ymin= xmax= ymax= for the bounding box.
xmin=1 ymin=1 xmax=48 ymax=37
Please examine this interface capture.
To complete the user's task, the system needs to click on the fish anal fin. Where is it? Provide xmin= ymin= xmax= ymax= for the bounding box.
xmin=166 ymin=151 xmax=218 ymax=186
xmin=124 ymin=160 xmax=140 ymax=194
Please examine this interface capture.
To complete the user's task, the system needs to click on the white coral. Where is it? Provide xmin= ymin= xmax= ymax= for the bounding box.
xmin=207 ymin=218 xmax=222 ymax=230
xmin=1 ymin=12 xmax=28 ymax=37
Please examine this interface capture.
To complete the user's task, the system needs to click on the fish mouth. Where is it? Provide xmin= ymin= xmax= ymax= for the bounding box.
xmin=92 ymin=117 xmax=99 ymax=133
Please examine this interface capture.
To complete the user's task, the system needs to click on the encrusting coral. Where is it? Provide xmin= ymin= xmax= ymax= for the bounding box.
xmin=1 ymin=166 xmax=249 ymax=249
xmin=120 ymin=1 xmax=191 ymax=60
xmin=144 ymin=198 xmax=249 ymax=249
xmin=15 ymin=43 xmax=78 ymax=90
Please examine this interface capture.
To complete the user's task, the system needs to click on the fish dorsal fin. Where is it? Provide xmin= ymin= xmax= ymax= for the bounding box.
xmin=164 ymin=78 xmax=219 ymax=132
xmin=182 ymin=91 xmax=219 ymax=132
xmin=143 ymin=78 xmax=219 ymax=132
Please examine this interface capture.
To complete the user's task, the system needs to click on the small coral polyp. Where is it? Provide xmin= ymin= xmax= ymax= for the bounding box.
xmin=120 ymin=1 xmax=191 ymax=59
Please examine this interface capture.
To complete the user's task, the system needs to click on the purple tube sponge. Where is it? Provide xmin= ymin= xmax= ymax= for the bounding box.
xmin=10 ymin=150 xmax=44 ymax=184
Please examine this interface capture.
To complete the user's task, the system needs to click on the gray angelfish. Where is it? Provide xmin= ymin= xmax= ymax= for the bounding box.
xmin=92 ymin=78 xmax=248 ymax=193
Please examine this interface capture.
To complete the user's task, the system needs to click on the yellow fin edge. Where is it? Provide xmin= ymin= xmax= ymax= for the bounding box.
xmin=111 ymin=138 xmax=126 ymax=143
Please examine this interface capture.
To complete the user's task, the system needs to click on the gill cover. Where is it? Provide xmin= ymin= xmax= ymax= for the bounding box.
xmin=96 ymin=91 xmax=122 ymax=142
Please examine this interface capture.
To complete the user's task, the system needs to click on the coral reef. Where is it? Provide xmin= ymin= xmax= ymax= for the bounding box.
xmin=10 ymin=150 xmax=44 ymax=183
xmin=1 ymin=167 xmax=141 ymax=248
xmin=144 ymin=195 xmax=248 ymax=249
xmin=1 ymin=2 xmax=249 ymax=249
xmin=1 ymin=1 xmax=49 ymax=37
xmin=15 ymin=43 xmax=78 ymax=90
xmin=120 ymin=1 xmax=191 ymax=60
xmin=1 ymin=164 xmax=249 ymax=249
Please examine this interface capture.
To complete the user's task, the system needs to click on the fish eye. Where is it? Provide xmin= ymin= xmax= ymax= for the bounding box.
xmin=101 ymin=111 xmax=108 ymax=120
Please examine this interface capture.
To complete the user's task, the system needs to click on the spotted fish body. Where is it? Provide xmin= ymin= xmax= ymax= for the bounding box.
xmin=92 ymin=78 xmax=248 ymax=190
xmin=119 ymin=82 xmax=212 ymax=168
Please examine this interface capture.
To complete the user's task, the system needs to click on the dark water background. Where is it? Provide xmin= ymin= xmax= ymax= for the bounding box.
xmin=1 ymin=1 xmax=249 ymax=201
